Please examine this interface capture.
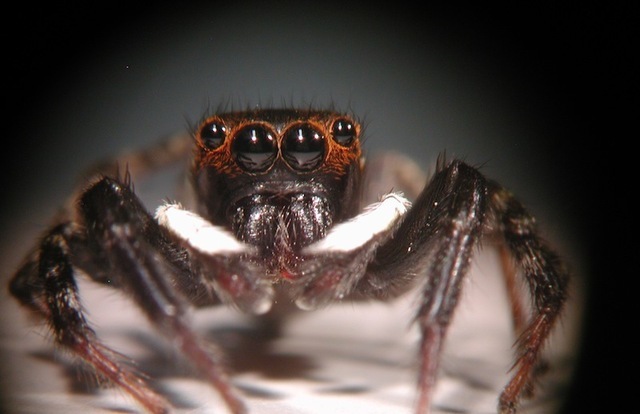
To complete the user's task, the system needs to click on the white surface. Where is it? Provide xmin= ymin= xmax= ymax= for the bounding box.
xmin=1 ymin=247 xmax=579 ymax=414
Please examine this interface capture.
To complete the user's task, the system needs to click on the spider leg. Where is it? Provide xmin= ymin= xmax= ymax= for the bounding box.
xmin=298 ymin=158 xmax=568 ymax=413
xmin=499 ymin=245 xmax=529 ymax=337
xmin=79 ymin=131 xmax=192 ymax=186
xmin=43 ymin=132 xmax=192 ymax=231
xmin=10 ymin=176 xmax=251 ymax=414
xmin=292 ymin=160 xmax=484 ymax=413
xmin=81 ymin=177 xmax=252 ymax=413
xmin=289 ymin=152 xmax=428 ymax=307
xmin=363 ymin=160 xmax=568 ymax=413
xmin=155 ymin=202 xmax=274 ymax=314
xmin=487 ymin=184 xmax=569 ymax=413
xmin=366 ymin=160 xmax=487 ymax=413
xmin=292 ymin=192 xmax=411 ymax=309
xmin=9 ymin=224 xmax=172 ymax=414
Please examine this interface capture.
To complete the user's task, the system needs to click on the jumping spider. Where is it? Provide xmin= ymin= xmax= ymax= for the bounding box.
xmin=9 ymin=108 xmax=569 ymax=414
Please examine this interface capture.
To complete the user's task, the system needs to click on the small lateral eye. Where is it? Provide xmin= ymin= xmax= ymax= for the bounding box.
xmin=282 ymin=123 xmax=326 ymax=171
xmin=331 ymin=117 xmax=357 ymax=146
xmin=231 ymin=124 xmax=278 ymax=173
xmin=199 ymin=119 xmax=227 ymax=149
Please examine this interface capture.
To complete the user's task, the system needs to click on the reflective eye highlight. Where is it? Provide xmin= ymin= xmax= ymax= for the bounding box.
xmin=331 ymin=118 xmax=356 ymax=146
xmin=231 ymin=125 xmax=278 ymax=173
xmin=282 ymin=124 xmax=326 ymax=171
xmin=199 ymin=119 xmax=227 ymax=149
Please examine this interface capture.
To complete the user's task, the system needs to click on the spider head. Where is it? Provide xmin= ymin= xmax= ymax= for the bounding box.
xmin=191 ymin=109 xmax=363 ymax=260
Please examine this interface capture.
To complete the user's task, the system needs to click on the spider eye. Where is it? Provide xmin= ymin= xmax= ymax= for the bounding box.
xmin=331 ymin=117 xmax=357 ymax=146
xmin=199 ymin=119 xmax=227 ymax=149
xmin=231 ymin=124 xmax=278 ymax=173
xmin=282 ymin=123 xmax=326 ymax=171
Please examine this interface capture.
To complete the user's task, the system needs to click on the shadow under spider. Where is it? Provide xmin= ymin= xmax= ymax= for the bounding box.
xmin=30 ymin=315 xmax=318 ymax=404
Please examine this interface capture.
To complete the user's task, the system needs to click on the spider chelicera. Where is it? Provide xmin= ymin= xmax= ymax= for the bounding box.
xmin=9 ymin=108 xmax=569 ymax=414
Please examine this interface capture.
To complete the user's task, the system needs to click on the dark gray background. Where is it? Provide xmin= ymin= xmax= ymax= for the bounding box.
xmin=3 ymin=2 xmax=632 ymax=413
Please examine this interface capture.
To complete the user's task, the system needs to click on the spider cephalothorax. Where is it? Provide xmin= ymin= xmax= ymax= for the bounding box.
xmin=9 ymin=108 xmax=569 ymax=414
xmin=191 ymin=109 xmax=363 ymax=275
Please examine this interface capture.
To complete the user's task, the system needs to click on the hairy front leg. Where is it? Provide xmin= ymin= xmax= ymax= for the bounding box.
xmin=10 ymin=223 xmax=173 ymax=414
xmin=289 ymin=159 xmax=487 ymax=413
xmin=9 ymin=176 xmax=250 ymax=414
xmin=362 ymin=161 xmax=569 ymax=413
xmin=363 ymin=160 xmax=488 ymax=413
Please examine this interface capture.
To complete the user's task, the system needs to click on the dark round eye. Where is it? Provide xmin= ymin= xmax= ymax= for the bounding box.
xmin=331 ymin=117 xmax=356 ymax=146
xmin=199 ymin=119 xmax=227 ymax=149
xmin=282 ymin=124 xmax=326 ymax=171
xmin=231 ymin=124 xmax=278 ymax=172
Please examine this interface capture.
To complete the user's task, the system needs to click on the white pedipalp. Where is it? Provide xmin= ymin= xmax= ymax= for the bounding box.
xmin=304 ymin=192 xmax=411 ymax=254
xmin=155 ymin=203 xmax=249 ymax=255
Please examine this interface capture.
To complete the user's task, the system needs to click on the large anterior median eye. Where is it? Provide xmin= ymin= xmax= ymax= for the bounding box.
xmin=231 ymin=124 xmax=278 ymax=172
xmin=282 ymin=123 xmax=326 ymax=171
